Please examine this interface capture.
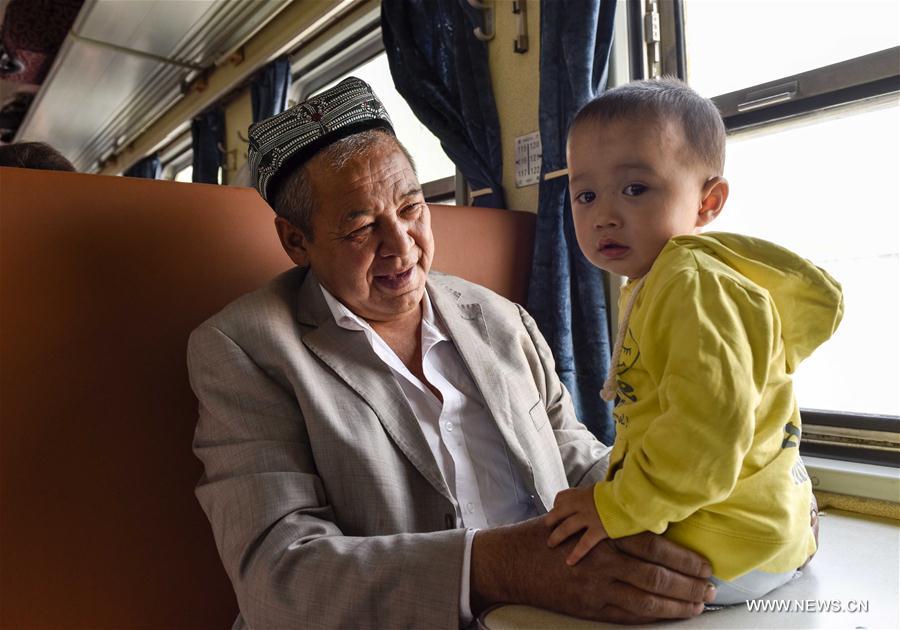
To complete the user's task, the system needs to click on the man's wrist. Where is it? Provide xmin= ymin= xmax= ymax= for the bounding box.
xmin=470 ymin=520 xmax=546 ymax=615
xmin=470 ymin=528 xmax=508 ymax=615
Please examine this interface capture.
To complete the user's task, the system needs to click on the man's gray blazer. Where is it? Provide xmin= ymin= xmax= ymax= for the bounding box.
xmin=188 ymin=266 xmax=610 ymax=629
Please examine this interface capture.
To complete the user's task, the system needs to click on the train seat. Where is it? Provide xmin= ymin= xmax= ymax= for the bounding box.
xmin=0 ymin=166 xmax=535 ymax=629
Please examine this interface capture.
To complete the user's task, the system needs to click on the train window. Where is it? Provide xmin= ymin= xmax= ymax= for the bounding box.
xmin=174 ymin=165 xmax=193 ymax=183
xmin=655 ymin=1 xmax=900 ymax=447
xmin=712 ymin=102 xmax=898 ymax=419
xmin=683 ymin=0 xmax=899 ymax=99
xmin=170 ymin=163 xmax=222 ymax=185
xmin=289 ymin=23 xmax=457 ymax=203
xmin=158 ymin=130 xmax=220 ymax=185
xmin=313 ymin=51 xmax=457 ymax=196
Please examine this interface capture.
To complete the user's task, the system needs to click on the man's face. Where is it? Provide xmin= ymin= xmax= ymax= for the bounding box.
xmin=295 ymin=137 xmax=433 ymax=323
xmin=567 ymin=117 xmax=714 ymax=279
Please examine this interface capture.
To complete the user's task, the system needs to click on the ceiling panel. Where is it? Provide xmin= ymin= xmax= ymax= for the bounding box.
xmin=14 ymin=0 xmax=290 ymax=172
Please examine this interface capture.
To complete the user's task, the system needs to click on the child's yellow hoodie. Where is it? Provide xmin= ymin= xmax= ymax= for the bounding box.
xmin=594 ymin=232 xmax=844 ymax=580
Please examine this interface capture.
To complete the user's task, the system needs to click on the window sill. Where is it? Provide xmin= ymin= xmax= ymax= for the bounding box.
xmin=804 ymin=455 xmax=900 ymax=504
xmin=480 ymin=509 xmax=900 ymax=629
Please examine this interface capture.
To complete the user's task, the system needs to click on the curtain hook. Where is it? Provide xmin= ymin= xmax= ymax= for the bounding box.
xmin=467 ymin=0 xmax=495 ymax=41
xmin=512 ymin=1 xmax=528 ymax=53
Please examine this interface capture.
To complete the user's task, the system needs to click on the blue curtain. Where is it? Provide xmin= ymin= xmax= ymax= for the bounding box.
xmin=381 ymin=0 xmax=504 ymax=208
xmin=123 ymin=153 xmax=161 ymax=179
xmin=251 ymin=56 xmax=292 ymax=122
xmin=191 ymin=107 xmax=225 ymax=184
xmin=527 ymin=0 xmax=617 ymax=444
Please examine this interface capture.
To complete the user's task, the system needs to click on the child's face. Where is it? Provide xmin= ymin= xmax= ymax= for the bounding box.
xmin=567 ymin=117 xmax=723 ymax=279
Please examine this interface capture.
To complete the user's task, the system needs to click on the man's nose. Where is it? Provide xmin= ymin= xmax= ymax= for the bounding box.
xmin=380 ymin=219 xmax=414 ymax=257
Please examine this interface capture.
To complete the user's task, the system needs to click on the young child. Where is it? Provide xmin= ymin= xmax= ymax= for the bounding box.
xmin=545 ymin=78 xmax=843 ymax=605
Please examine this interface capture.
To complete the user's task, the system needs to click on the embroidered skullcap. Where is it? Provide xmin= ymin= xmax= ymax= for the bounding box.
xmin=248 ymin=76 xmax=394 ymax=202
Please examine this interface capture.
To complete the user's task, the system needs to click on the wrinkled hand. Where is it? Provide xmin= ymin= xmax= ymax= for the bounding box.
xmin=545 ymin=486 xmax=609 ymax=566
xmin=471 ymin=517 xmax=716 ymax=624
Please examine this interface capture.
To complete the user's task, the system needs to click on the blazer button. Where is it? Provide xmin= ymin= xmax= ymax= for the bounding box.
xmin=444 ymin=513 xmax=455 ymax=529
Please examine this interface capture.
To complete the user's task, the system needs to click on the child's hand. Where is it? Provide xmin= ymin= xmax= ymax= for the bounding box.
xmin=544 ymin=486 xmax=609 ymax=566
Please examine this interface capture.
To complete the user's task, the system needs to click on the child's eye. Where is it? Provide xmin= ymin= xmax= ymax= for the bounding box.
xmin=574 ymin=191 xmax=596 ymax=204
xmin=623 ymin=184 xmax=647 ymax=196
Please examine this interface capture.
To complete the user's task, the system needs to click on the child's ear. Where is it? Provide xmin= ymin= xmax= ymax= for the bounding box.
xmin=696 ymin=176 xmax=729 ymax=228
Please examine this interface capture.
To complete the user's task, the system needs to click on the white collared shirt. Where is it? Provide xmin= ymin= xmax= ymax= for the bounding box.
xmin=319 ymin=285 xmax=539 ymax=622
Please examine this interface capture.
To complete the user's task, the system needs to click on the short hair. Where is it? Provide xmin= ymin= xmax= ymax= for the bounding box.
xmin=0 ymin=142 xmax=76 ymax=172
xmin=571 ymin=77 xmax=726 ymax=174
xmin=272 ymin=129 xmax=417 ymax=240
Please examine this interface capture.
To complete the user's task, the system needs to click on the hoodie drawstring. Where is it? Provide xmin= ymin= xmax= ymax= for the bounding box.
xmin=601 ymin=276 xmax=647 ymax=402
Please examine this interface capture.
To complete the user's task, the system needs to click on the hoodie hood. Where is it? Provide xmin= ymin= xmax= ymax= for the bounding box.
xmin=668 ymin=232 xmax=844 ymax=373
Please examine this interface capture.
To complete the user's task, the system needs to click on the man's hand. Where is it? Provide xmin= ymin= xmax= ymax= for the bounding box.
xmin=471 ymin=516 xmax=716 ymax=624
xmin=545 ymin=486 xmax=609 ymax=566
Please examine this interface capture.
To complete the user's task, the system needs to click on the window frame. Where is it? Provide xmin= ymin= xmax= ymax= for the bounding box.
xmin=800 ymin=410 xmax=900 ymax=468
xmin=421 ymin=175 xmax=456 ymax=204
xmin=654 ymin=1 xmax=900 ymax=132
xmin=288 ymin=22 xmax=384 ymax=104
xmin=646 ymin=1 xmax=900 ymax=463
xmin=713 ymin=48 xmax=900 ymax=133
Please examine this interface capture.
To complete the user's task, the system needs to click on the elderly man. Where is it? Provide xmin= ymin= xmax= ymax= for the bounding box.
xmin=188 ymin=77 xmax=715 ymax=629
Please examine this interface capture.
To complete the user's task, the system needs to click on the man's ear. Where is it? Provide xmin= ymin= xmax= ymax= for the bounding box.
xmin=274 ymin=216 xmax=311 ymax=267
xmin=696 ymin=176 xmax=729 ymax=228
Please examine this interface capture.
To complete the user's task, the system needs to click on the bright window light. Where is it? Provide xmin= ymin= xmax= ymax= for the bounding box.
xmin=684 ymin=0 xmax=900 ymax=98
xmin=319 ymin=52 xmax=456 ymax=185
xmin=709 ymin=102 xmax=899 ymax=416
xmin=174 ymin=165 xmax=193 ymax=182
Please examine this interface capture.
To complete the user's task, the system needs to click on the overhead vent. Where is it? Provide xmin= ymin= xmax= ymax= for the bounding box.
xmin=13 ymin=0 xmax=290 ymax=171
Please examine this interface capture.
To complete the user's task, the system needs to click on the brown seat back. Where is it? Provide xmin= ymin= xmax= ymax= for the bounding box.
xmin=1 ymin=168 xmax=289 ymax=629
xmin=0 ymin=168 xmax=535 ymax=628
xmin=429 ymin=203 xmax=535 ymax=305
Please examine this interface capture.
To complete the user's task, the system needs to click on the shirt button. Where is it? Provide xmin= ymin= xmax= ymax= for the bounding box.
xmin=466 ymin=502 xmax=474 ymax=513
xmin=445 ymin=421 xmax=453 ymax=432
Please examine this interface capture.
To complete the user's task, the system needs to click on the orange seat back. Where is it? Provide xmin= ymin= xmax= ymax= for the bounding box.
xmin=0 ymin=167 xmax=534 ymax=628
xmin=1 ymin=168 xmax=287 ymax=629
xmin=429 ymin=203 xmax=535 ymax=305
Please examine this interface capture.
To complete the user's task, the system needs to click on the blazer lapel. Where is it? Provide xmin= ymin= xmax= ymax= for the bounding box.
xmin=427 ymin=277 xmax=536 ymax=493
xmin=295 ymin=270 xmax=453 ymax=503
